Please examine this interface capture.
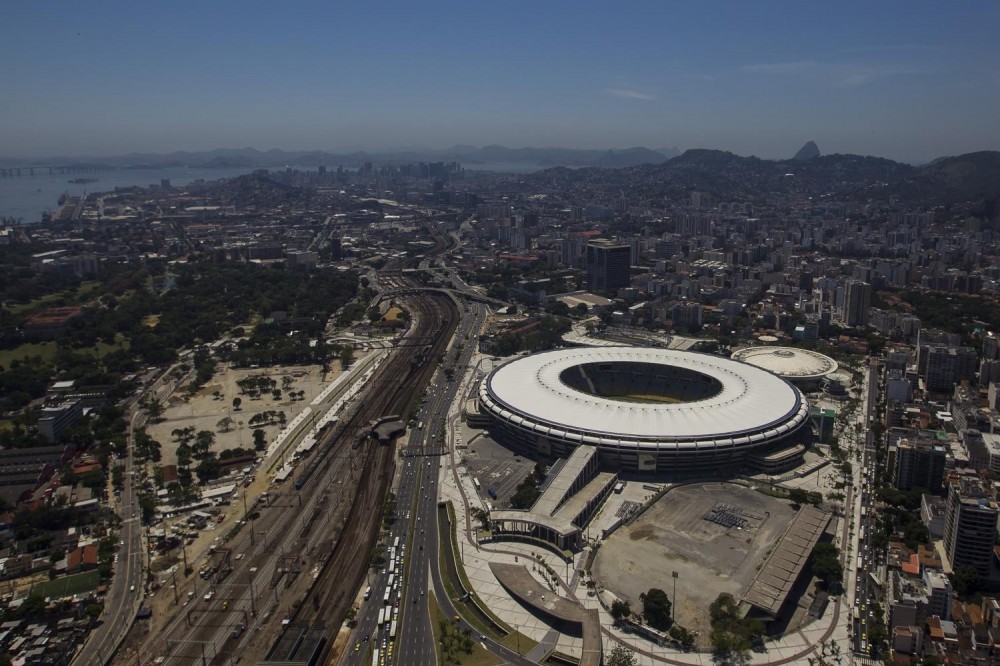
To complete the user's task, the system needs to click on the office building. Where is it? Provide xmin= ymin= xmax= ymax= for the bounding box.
xmin=585 ymin=239 xmax=631 ymax=294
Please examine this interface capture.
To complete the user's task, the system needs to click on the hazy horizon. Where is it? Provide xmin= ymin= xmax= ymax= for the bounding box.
xmin=3 ymin=1 xmax=999 ymax=164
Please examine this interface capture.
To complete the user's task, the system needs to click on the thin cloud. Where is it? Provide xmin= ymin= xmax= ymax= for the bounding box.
xmin=604 ymin=87 xmax=656 ymax=100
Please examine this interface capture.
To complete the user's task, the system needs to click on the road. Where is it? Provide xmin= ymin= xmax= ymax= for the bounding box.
xmin=341 ymin=298 xmax=524 ymax=666
xmin=74 ymin=365 xmax=188 ymax=666
xmin=852 ymin=360 xmax=883 ymax=658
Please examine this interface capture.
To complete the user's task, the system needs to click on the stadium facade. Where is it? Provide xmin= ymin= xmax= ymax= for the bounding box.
xmin=478 ymin=347 xmax=812 ymax=475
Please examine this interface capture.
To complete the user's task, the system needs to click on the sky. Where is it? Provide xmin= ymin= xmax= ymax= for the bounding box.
xmin=2 ymin=1 xmax=999 ymax=163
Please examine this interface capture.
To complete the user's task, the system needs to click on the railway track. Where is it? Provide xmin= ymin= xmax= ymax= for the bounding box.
xmin=272 ymin=289 xmax=458 ymax=656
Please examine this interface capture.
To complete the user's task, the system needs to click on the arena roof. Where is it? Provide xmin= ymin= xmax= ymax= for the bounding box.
xmin=481 ymin=347 xmax=808 ymax=449
xmin=730 ymin=346 xmax=838 ymax=381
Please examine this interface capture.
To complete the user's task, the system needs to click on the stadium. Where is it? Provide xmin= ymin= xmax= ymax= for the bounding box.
xmin=477 ymin=347 xmax=812 ymax=475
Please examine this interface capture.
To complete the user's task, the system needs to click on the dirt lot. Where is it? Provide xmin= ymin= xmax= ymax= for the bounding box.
xmin=140 ymin=362 xmax=351 ymax=639
xmin=592 ymin=482 xmax=795 ymax=640
xmin=147 ymin=363 xmax=336 ymax=468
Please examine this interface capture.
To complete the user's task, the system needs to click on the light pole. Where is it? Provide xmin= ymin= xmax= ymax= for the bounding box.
xmin=671 ymin=571 xmax=678 ymax=622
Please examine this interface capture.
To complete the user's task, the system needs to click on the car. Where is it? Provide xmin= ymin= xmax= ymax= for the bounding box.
xmin=130 ymin=585 xmax=136 ymax=592
xmin=363 ymin=634 xmax=369 ymax=643
xmin=354 ymin=642 xmax=360 ymax=652
xmin=222 ymin=600 xmax=230 ymax=610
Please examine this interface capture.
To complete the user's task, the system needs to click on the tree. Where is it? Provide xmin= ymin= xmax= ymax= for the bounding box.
xmin=610 ymin=599 xmax=632 ymax=622
xmin=670 ymin=625 xmax=696 ymax=649
xmin=788 ymin=487 xmax=811 ymax=506
xmin=253 ymin=428 xmax=267 ymax=451
xmin=709 ymin=593 xmax=760 ymax=665
xmin=639 ymin=588 xmax=672 ymax=630
xmin=811 ymin=542 xmax=843 ymax=590
xmin=232 ymin=396 xmax=242 ymax=411
xmin=138 ymin=493 xmax=157 ymax=525
xmin=509 ymin=474 xmax=541 ymax=509
xmin=606 ymin=644 xmax=637 ymax=666
xmin=216 ymin=416 xmax=234 ymax=432
xmin=471 ymin=507 xmax=490 ymax=531
xmin=192 ymin=430 xmax=215 ymax=459
xmin=85 ymin=602 xmax=103 ymax=620
xmin=340 ymin=347 xmax=355 ymax=370
xmin=195 ymin=457 xmax=222 ymax=483
xmin=952 ymin=565 xmax=982 ymax=596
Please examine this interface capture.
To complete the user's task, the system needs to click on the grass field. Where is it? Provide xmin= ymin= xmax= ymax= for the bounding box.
xmin=0 ymin=336 xmax=128 ymax=369
xmin=33 ymin=570 xmax=101 ymax=599
xmin=611 ymin=393 xmax=684 ymax=404
xmin=0 ymin=341 xmax=58 ymax=366
xmin=5 ymin=281 xmax=102 ymax=316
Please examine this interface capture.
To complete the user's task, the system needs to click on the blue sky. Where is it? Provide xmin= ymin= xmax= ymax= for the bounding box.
xmin=3 ymin=1 xmax=999 ymax=162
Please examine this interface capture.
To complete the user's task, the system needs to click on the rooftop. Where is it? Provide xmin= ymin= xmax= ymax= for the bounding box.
xmin=743 ymin=505 xmax=831 ymax=617
xmin=482 ymin=347 xmax=808 ymax=445
xmin=731 ymin=346 xmax=838 ymax=380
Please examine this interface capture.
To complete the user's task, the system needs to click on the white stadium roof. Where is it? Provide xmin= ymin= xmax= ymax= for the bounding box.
xmin=730 ymin=346 xmax=838 ymax=381
xmin=480 ymin=347 xmax=808 ymax=450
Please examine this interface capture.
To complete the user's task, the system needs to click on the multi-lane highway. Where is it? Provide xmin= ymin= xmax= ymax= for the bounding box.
xmin=343 ymin=297 xmax=488 ymax=666
xmin=853 ymin=360 xmax=883 ymax=658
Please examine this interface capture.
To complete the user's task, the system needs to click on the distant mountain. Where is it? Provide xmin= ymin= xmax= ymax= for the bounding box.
xmin=0 ymin=145 xmax=677 ymax=170
xmin=526 ymin=148 xmax=1000 ymax=214
xmin=891 ymin=151 xmax=1000 ymax=209
xmin=595 ymin=147 xmax=673 ymax=167
xmin=792 ymin=141 xmax=821 ymax=160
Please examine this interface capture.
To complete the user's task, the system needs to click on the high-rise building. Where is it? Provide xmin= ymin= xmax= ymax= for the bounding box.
xmin=843 ymin=280 xmax=871 ymax=327
xmin=925 ymin=346 xmax=978 ymax=393
xmin=943 ymin=474 xmax=999 ymax=576
xmin=585 ymin=239 xmax=631 ymax=294
xmin=892 ymin=437 xmax=946 ymax=492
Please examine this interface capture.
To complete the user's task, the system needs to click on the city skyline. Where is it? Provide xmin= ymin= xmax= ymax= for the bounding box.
xmin=3 ymin=1 xmax=1000 ymax=163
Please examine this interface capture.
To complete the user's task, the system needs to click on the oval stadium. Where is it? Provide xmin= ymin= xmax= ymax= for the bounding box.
xmin=477 ymin=347 xmax=812 ymax=475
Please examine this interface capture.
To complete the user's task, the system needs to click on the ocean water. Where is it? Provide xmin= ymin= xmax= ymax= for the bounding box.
xmin=0 ymin=162 xmax=552 ymax=223
xmin=0 ymin=166 xmax=259 ymax=223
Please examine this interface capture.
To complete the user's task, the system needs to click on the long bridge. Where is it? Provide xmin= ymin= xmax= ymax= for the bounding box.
xmin=0 ymin=165 xmax=122 ymax=178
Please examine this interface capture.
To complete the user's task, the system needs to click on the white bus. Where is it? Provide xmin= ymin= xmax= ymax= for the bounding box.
xmin=387 ymin=574 xmax=395 ymax=590
xmin=383 ymin=587 xmax=391 ymax=604
xmin=390 ymin=620 xmax=398 ymax=640
xmin=371 ymin=649 xmax=379 ymax=666
xmin=377 ymin=608 xmax=386 ymax=626
xmin=393 ymin=536 xmax=400 ymax=549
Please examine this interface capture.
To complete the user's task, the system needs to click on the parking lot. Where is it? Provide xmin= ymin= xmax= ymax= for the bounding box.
xmin=460 ymin=429 xmax=537 ymax=509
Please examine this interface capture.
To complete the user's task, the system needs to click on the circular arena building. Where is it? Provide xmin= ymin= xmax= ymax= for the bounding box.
xmin=478 ymin=347 xmax=812 ymax=475
xmin=730 ymin=346 xmax=838 ymax=389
